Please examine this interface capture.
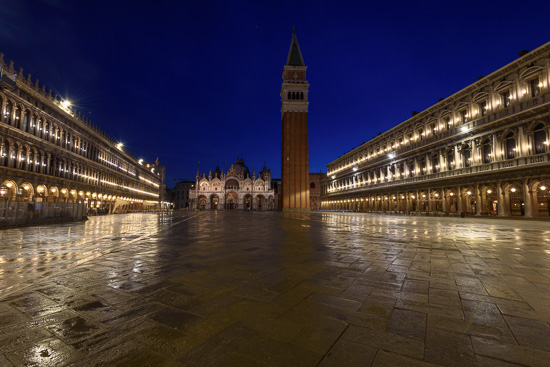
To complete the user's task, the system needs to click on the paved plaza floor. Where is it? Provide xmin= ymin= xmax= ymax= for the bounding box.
xmin=0 ymin=211 xmax=549 ymax=366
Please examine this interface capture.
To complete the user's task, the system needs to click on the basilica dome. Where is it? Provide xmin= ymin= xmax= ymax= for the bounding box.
xmin=229 ymin=158 xmax=250 ymax=178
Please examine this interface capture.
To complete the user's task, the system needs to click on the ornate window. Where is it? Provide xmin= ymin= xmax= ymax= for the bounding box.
xmin=4 ymin=102 xmax=12 ymax=125
xmin=505 ymin=133 xmax=516 ymax=159
xmin=29 ymin=116 xmax=36 ymax=135
xmin=479 ymin=101 xmax=487 ymax=117
xmin=22 ymin=113 xmax=28 ymax=132
xmin=459 ymin=109 xmax=468 ymax=123
xmin=534 ymin=124 xmax=547 ymax=154
xmin=0 ymin=145 xmax=7 ymax=166
xmin=432 ymin=155 xmax=440 ymax=173
xmin=502 ymin=90 xmax=511 ymax=107
xmin=530 ymin=77 xmax=541 ymax=97
xmin=463 ymin=145 xmax=471 ymax=167
xmin=447 ymin=151 xmax=454 ymax=170
xmin=483 ymin=139 xmax=492 ymax=163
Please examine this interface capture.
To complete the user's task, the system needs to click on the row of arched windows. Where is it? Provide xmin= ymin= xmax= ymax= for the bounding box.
xmin=0 ymin=138 xmax=155 ymax=195
xmin=287 ymin=91 xmax=304 ymax=100
xmin=328 ymin=124 xmax=548 ymax=193
xmin=0 ymin=94 xmax=143 ymax=181
xmin=329 ymin=72 xmax=547 ymax=175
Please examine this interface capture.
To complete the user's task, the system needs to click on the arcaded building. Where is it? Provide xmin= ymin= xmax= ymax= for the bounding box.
xmin=0 ymin=52 xmax=165 ymax=217
xmin=321 ymin=43 xmax=550 ymax=217
xmin=189 ymin=158 xmax=275 ymax=210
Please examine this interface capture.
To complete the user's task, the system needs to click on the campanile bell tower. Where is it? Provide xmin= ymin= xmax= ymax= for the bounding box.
xmin=281 ymin=26 xmax=309 ymax=209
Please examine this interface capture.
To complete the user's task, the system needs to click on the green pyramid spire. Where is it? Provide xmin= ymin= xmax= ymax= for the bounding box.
xmin=286 ymin=26 xmax=305 ymax=66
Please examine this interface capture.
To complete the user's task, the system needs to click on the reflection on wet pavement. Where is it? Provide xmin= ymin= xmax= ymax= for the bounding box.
xmin=0 ymin=211 xmax=549 ymax=366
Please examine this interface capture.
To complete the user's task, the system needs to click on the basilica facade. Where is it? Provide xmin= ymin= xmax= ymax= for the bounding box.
xmin=321 ymin=43 xmax=550 ymax=218
xmin=189 ymin=158 xmax=275 ymax=210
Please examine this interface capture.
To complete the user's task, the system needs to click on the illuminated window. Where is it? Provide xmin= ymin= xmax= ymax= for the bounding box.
xmin=502 ymin=90 xmax=511 ymax=108
xmin=460 ymin=109 xmax=467 ymax=123
xmin=463 ymin=147 xmax=471 ymax=167
xmin=483 ymin=140 xmax=492 ymax=163
xmin=447 ymin=151 xmax=454 ymax=170
xmin=479 ymin=101 xmax=487 ymax=117
xmin=530 ymin=77 xmax=540 ymax=97
xmin=534 ymin=124 xmax=546 ymax=154
xmin=506 ymin=133 xmax=516 ymax=159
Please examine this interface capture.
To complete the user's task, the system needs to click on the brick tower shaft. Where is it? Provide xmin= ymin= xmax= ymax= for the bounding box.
xmin=281 ymin=27 xmax=310 ymax=209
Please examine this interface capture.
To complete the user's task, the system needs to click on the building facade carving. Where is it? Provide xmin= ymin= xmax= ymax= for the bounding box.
xmin=321 ymin=43 xmax=550 ymax=217
xmin=0 ymin=52 xmax=166 ymax=214
xmin=189 ymin=158 xmax=275 ymax=210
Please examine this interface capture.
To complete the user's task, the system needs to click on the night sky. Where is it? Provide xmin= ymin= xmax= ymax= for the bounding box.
xmin=1 ymin=0 xmax=549 ymax=188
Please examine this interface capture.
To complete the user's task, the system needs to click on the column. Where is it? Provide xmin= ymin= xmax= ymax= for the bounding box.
xmin=523 ymin=180 xmax=533 ymax=218
xmin=496 ymin=184 xmax=505 ymax=216
xmin=492 ymin=134 xmax=500 ymax=161
xmin=475 ymin=184 xmax=482 ymax=216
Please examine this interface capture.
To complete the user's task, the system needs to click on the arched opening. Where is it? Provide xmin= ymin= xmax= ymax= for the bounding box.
xmin=210 ymin=194 xmax=219 ymax=210
xmin=225 ymin=192 xmax=238 ymax=210
xmin=310 ymin=182 xmax=316 ymax=189
xmin=536 ymin=183 xmax=549 ymax=216
xmin=244 ymin=194 xmax=252 ymax=210
xmin=20 ymin=183 xmax=34 ymax=201
xmin=256 ymin=195 xmax=265 ymax=210
xmin=49 ymin=187 xmax=59 ymax=202
xmin=509 ymin=186 xmax=524 ymax=216
xmin=0 ymin=180 xmax=17 ymax=200
xmin=447 ymin=191 xmax=457 ymax=213
xmin=37 ymin=119 xmax=43 ymax=139
xmin=0 ymin=142 xmax=8 ymax=166
xmin=483 ymin=186 xmax=498 ymax=215
xmin=418 ymin=191 xmax=429 ymax=211
xmin=36 ymin=185 xmax=47 ymax=201
xmin=4 ymin=101 xmax=13 ymax=125
xmin=29 ymin=115 xmax=36 ymax=135
xmin=463 ymin=188 xmax=476 ymax=215
xmin=225 ymin=179 xmax=239 ymax=190
xmin=60 ymin=188 xmax=70 ymax=202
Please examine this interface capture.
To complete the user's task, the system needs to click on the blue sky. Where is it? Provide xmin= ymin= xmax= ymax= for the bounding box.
xmin=1 ymin=0 xmax=549 ymax=186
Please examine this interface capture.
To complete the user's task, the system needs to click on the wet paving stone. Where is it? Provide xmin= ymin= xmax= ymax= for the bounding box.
xmin=0 ymin=327 xmax=52 ymax=354
xmin=148 ymin=307 xmax=202 ymax=331
xmin=5 ymin=337 xmax=79 ymax=367
xmin=1 ymin=212 xmax=550 ymax=365
xmin=45 ymin=316 xmax=104 ymax=344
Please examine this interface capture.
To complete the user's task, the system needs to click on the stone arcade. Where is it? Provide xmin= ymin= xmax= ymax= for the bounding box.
xmin=322 ymin=43 xmax=550 ymax=217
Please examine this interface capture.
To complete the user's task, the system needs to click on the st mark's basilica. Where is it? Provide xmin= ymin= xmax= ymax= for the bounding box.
xmin=188 ymin=157 xmax=275 ymax=211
